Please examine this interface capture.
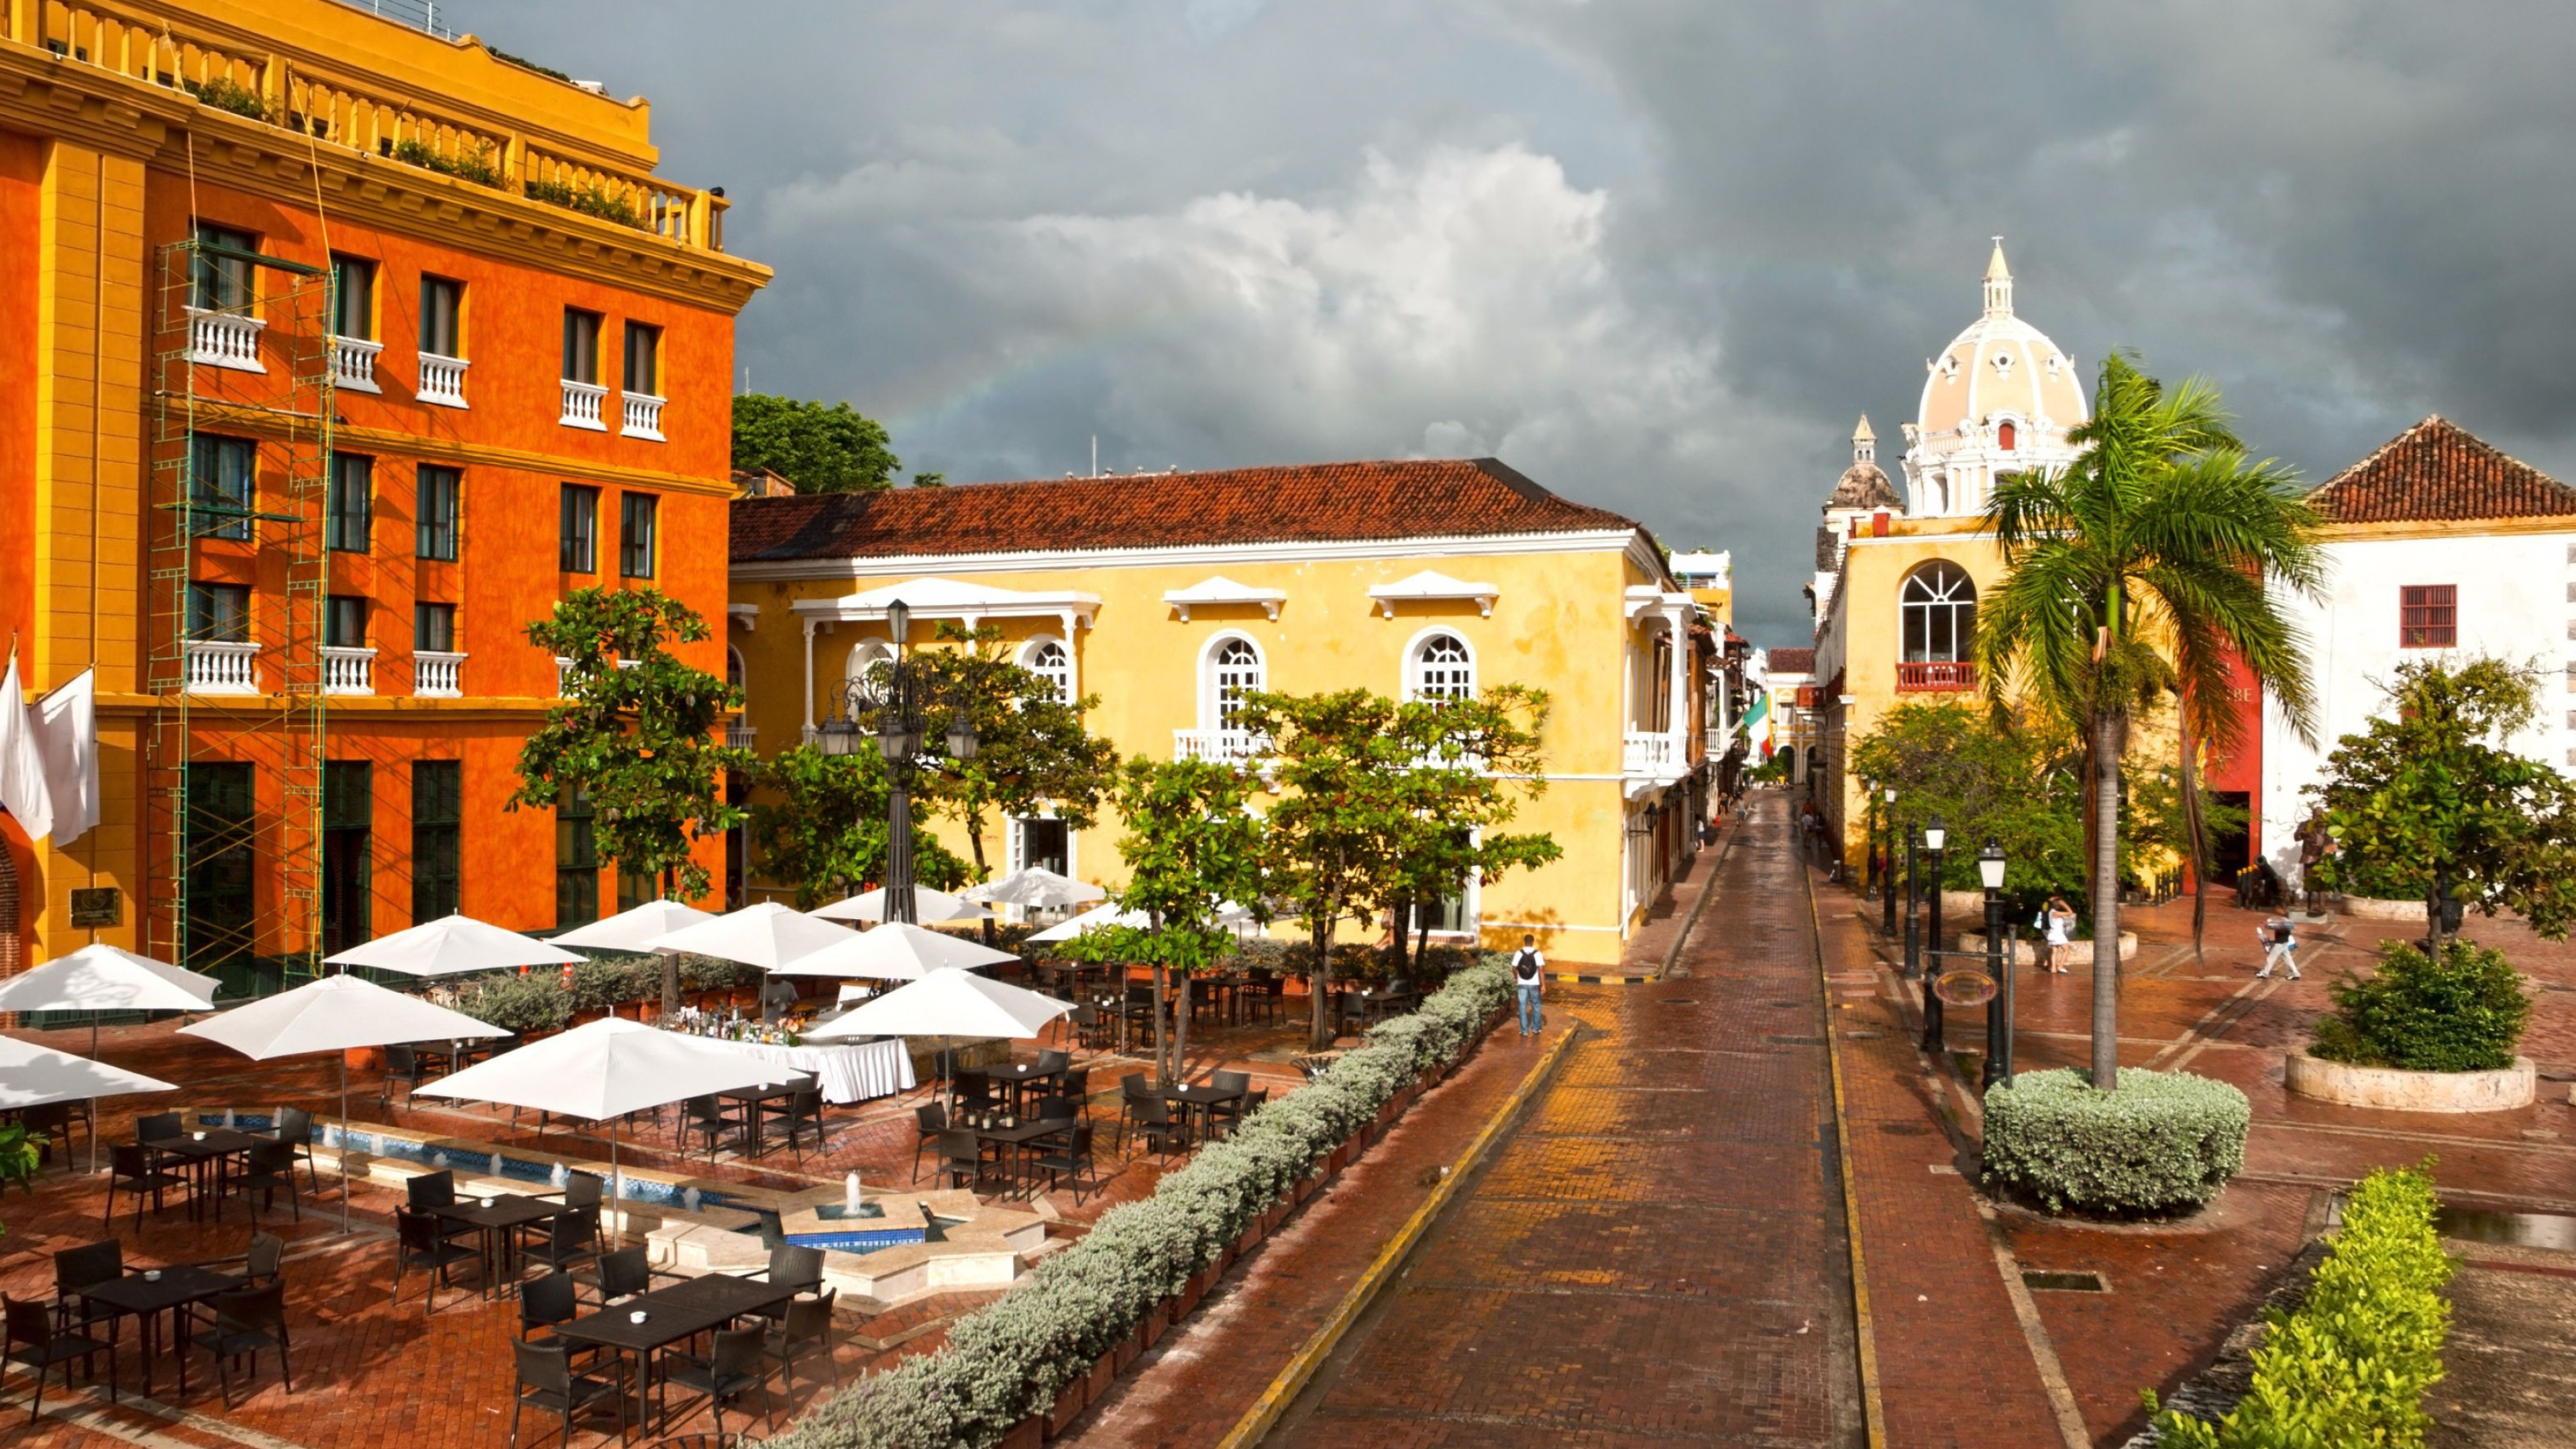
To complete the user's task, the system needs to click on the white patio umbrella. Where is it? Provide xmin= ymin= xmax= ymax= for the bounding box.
xmin=771 ymin=920 xmax=1018 ymax=981
xmin=0 ymin=1034 xmax=176 ymax=1110
xmin=323 ymin=913 xmax=584 ymax=977
xmin=180 ymin=974 xmax=504 ymax=1231
xmin=961 ymin=867 xmax=1106 ymax=911
xmin=804 ymin=967 xmax=1071 ymax=1042
xmin=551 ymin=900 xmax=720 ymax=953
xmin=808 ymin=885 xmax=993 ymax=926
xmin=417 ymin=1017 xmax=807 ymax=1203
xmin=0 ymin=944 xmax=218 ymax=1169
xmin=641 ymin=902 xmax=855 ymax=971
xmin=1026 ymin=900 xmax=1256 ymax=944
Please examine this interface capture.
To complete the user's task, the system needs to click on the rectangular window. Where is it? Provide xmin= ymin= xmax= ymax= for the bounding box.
xmin=412 ymin=761 xmax=462 ymax=923
xmin=414 ymin=602 xmax=456 ymax=654
xmin=559 ymin=484 xmax=598 ymax=574
xmin=189 ymin=434 xmax=256 ymax=541
xmin=556 ymin=788 xmax=600 ymax=929
xmin=419 ymin=275 xmax=463 ymax=356
xmin=324 ymin=595 xmax=368 ymax=649
xmin=2400 ymin=584 xmax=2457 ymax=648
xmin=329 ymin=254 xmax=375 ymax=340
xmin=325 ymin=453 xmax=371 ymax=552
xmin=416 ymin=466 xmax=460 ymax=560
xmin=191 ymin=224 xmax=258 ymax=312
xmin=186 ymin=582 xmax=250 ymax=642
xmin=619 ymin=493 xmax=657 ymax=578
xmin=561 ymin=307 xmax=602 ymax=384
xmin=623 ymin=321 xmax=661 ymax=395
xmin=184 ymin=762 xmax=257 ymax=981
xmin=617 ymin=867 xmax=655 ymax=914
xmin=322 ymin=761 xmax=372 ymax=957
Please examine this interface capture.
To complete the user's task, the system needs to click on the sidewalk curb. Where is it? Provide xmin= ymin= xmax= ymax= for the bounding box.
xmin=1551 ymin=806 xmax=1739 ymax=987
xmin=1801 ymin=857 xmax=1890 ymax=1449
xmin=1215 ymin=1022 xmax=1578 ymax=1449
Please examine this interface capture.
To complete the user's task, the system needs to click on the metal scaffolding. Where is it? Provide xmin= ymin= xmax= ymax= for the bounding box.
xmin=144 ymin=235 xmax=335 ymax=998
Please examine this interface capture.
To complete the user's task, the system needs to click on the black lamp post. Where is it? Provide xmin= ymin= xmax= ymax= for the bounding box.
xmin=813 ymin=598 xmax=977 ymax=926
xmin=1880 ymin=786 xmax=1899 ymax=936
xmin=1920 ymin=816 xmax=1947 ymax=1052
xmin=1979 ymin=838 xmax=2012 ymax=1089
xmin=1902 ymin=825 xmax=1921 ymax=980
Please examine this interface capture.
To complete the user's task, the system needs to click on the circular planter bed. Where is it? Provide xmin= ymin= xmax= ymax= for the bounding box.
xmin=2284 ymin=1051 xmax=2536 ymax=1112
xmin=2338 ymin=896 xmax=2428 ymax=922
xmin=1957 ymin=932 xmax=2137 ymax=965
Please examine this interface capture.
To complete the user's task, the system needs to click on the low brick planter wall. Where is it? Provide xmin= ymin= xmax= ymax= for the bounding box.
xmin=2283 ymin=1051 xmax=2536 ymax=1112
xmin=1956 ymin=931 xmax=2137 ymax=965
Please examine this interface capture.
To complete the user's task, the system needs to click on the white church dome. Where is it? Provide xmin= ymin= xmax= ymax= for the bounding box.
xmin=1915 ymin=241 xmax=2086 ymax=441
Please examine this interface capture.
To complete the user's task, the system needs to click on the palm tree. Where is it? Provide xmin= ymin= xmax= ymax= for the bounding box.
xmin=1974 ymin=352 xmax=2324 ymax=1089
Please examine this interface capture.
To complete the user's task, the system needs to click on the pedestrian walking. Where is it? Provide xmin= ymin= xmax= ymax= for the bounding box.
xmin=2256 ymin=916 xmax=2302 ymax=979
xmin=1512 ymin=934 xmax=1546 ymax=1038
xmin=2039 ymin=895 xmax=2076 ymax=975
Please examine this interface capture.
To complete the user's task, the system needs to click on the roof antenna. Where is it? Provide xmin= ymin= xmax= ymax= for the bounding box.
xmin=1091 ymin=435 xmax=1099 ymax=478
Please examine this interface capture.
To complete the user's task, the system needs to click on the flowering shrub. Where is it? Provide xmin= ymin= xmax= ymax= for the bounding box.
xmin=763 ymin=961 xmax=1511 ymax=1448
xmin=1980 ymin=1067 xmax=2249 ymax=1216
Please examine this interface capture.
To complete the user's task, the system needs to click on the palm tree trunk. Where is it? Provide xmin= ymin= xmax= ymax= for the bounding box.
xmin=2090 ymin=709 xmax=2127 ymax=1090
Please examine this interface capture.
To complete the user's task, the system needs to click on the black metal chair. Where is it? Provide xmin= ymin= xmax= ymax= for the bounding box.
xmin=1114 ymin=1073 xmax=1152 ymax=1153
xmin=519 ymin=1205 xmax=600 ymax=1281
xmin=769 ymin=1087 xmax=826 ymax=1163
xmin=3 ymin=1292 xmax=117 ymax=1423
xmin=19 ymin=1102 xmax=74 ymax=1169
xmin=764 ymin=1285 xmax=840 ymax=1400
xmin=50 ymin=1240 xmax=122 ymax=1343
xmin=575 ymin=1244 xmax=652 ymax=1305
xmin=508 ymin=1336 xmax=625 ymax=1449
xmin=195 ymin=1230 xmax=286 ymax=1297
xmin=910 ymin=1103 xmax=947 ymax=1183
xmin=759 ymin=1244 xmax=825 ymax=1298
xmin=406 ymin=1168 xmax=479 ymax=1249
xmin=392 ymin=1208 xmax=480 ymax=1314
xmin=681 ymin=1095 xmax=739 ymax=1161
xmin=661 ymin=1326 xmax=775 ymax=1438
xmin=135 ymin=1111 xmax=183 ymax=1145
xmin=189 ymin=1279 xmax=291 ymax=1409
xmin=237 ymin=1140 xmax=303 ymax=1222
xmin=262 ymin=1106 xmax=323 ymax=1193
xmin=1205 ymin=1070 xmax=1254 ymax=1138
xmin=1132 ymin=1097 xmax=1187 ymax=1159
xmin=517 ymin=1271 xmax=588 ymax=1348
xmin=380 ymin=1044 xmax=435 ymax=1107
xmin=936 ymin=1129 xmax=997 ymax=1191
xmin=1061 ymin=1067 xmax=1091 ymax=1121
xmin=104 ymin=1142 xmax=187 ymax=1230
xmin=1030 ymin=1124 xmax=1097 ymax=1204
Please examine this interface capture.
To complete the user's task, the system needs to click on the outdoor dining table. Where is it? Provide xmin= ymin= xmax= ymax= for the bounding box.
xmin=967 ymin=1115 xmax=1072 ymax=1194
xmin=553 ymin=1272 xmax=799 ymax=1432
xmin=80 ymin=1263 xmax=244 ymax=1399
xmin=410 ymin=1036 xmax=504 ymax=1077
xmin=965 ymin=1060 xmax=1066 ymax=1114
xmin=1157 ymin=1082 xmax=1247 ymax=1146
xmin=140 ymin=1126 xmax=264 ymax=1224
xmin=717 ymin=1081 xmax=804 ymax=1159
xmin=428 ymin=1194 xmax=565 ymax=1299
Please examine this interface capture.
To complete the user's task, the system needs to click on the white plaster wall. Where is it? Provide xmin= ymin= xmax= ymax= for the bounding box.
xmin=2261 ymin=530 xmax=2575 ymax=885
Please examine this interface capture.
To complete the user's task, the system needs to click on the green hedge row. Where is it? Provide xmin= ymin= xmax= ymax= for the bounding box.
xmin=429 ymin=953 xmax=769 ymax=1036
xmin=2150 ymin=1163 xmax=2453 ymax=1448
xmin=2310 ymin=940 xmax=2532 ymax=1073
xmin=763 ymin=958 xmax=1515 ymax=1449
xmin=1981 ymin=1067 xmax=2249 ymax=1216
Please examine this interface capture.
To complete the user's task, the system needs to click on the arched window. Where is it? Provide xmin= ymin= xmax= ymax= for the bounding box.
xmin=1996 ymin=421 xmax=2017 ymax=452
xmin=845 ymin=640 xmax=894 ymax=709
xmin=1900 ymin=561 xmax=1976 ymax=663
xmin=1021 ymin=637 xmax=1071 ymax=702
xmin=727 ymin=646 xmax=747 ymax=702
xmin=1408 ymin=632 xmax=1474 ymax=701
xmin=1205 ymin=636 xmax=1264 ymax=730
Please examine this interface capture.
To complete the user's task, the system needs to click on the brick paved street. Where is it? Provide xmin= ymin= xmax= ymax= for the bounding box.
xmin=1262 ymin=792 xmax=1865 ymax=1448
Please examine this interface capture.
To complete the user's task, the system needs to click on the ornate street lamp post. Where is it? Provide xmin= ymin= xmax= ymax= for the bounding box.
xmin=1902 ymin=824 xmax=1921 ymax=981
xmin=1880 ymin=786 xmax=1899 ymax=936
xmin=1979 ymin=838 xmax=2013 ymax=1089
xmin=813 ymin=598 xmax=977 ymax=926
xmin=1920 ymin=817 xmax=1947 ymax=1052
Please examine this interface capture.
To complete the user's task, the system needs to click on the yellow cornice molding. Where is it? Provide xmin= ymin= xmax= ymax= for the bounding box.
xmin=187 ymin=398 xmax=738 ymax=497
xmin=0 ymin=51 xmax=770 ymax=313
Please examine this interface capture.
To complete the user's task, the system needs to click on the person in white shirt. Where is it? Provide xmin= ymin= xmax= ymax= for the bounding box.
xmin=2256 ymin=917 xmax=2301 ymax=980
xmin=1511 ymin=935 xmax=1546 ymax=1038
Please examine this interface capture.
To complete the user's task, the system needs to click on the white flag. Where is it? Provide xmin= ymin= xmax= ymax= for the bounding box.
xmin=34 ymin=668 xmax=98 ymax=846
xmin=0 ymin=657 xmax=55 ymax=842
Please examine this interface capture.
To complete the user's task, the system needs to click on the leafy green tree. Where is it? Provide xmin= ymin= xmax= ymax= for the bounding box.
xmin=747 ymin=744 xmax=973 ymax=909
xmin=1851 ymin=700 xmax=2087 ymax=898
xmin=731 ymin=394 xmax=902 ymax=494
xmin=1239 ymin=686 xmax=1561 ymax=1051
xmin=1063 ymin=757 xmax=1271 ymax=1085
xmin=1380 ymin=686 xmax=1561 ymax=975
xmin=2309 ymin=656 xmax=2576 ymax=954
xmin=1976 ymin=352 xmax=2324 ymax=1089
xmin=906 ymin=624 xmax=1120 ymax=907
xmin=510 ymin=588 xmax=748 ymax=1015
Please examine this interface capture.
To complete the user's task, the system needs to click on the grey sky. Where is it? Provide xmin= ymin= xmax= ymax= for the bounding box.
xmin=460 ymin=1 xmax=2576 ymax=645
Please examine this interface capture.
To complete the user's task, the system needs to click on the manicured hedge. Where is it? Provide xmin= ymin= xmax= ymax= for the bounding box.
xmin=1980 ymin=1067 xmax=2249 ymax=1216
xmin=2150 ymin=1163 xmax=2453 ymax=1448
xmin=763 ymin=959 xmax=1514 ymax=1449
xmin=2310 ymin=939 xmax=2532 ymax=1073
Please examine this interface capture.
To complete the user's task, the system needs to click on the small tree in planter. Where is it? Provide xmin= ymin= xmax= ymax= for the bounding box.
xmin=2310 ymin=938 xmax=2532 ymax=1073
xmin=747 ymin=743 xmax=972 ymax=908
xmin=2309 ymin=656 xmax=2576 ymax=955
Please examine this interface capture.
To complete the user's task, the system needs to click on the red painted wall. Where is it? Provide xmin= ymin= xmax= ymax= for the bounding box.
xmin=0 ymin=130 xmax=41 ymax=957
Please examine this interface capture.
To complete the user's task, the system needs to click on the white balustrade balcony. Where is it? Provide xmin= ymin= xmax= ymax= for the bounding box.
xmin=1623 ymin=730 xmax=1682 ymax=775
xmin=419 ymin=352 xmax=470 ymax=409
xmin=414 ymin=651 xmax=466 ymax=698
xmin=621 ymin=391 xmax=666 ymax=441
xmin=185 ymin=308 xmax=266 ymax=373
xmin=1173 ymin=728 xmax=1265 ymax=764
xmin=185 ymin=640 xmax=260 ymax=695
xmin=322 ymin=646 xmax=377 ymax=695
xmin=560 ymin=379 xmax=608 ymax=431
xmin=330 ymin=336 xmax=382 ymax=393
xmin=727 ymin=722 xmax=757 ymax=750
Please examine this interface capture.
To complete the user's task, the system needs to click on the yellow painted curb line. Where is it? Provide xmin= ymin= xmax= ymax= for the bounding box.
xmin=1803 ymin=859 xmax=1890 ymax=1449
xmin=1215 ymin=1023 xmax=1578 ymax=1449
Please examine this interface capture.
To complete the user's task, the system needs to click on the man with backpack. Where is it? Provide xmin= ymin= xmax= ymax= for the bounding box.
xmin=2257 ymin=916 xmax=2302 ymax=980
xmin=1512 ymin=934 xmax=1546 ymax=1038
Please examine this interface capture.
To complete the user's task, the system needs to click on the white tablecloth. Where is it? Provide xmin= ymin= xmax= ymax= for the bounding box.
xmin=693 ymin=1035 xmax=914 ymax=1105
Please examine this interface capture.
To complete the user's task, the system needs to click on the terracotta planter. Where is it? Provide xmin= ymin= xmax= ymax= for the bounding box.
xmin=1262 ymin=1201 xmax=1289 ymax=1233
xmin=1293 ymin=1171 xmax=1316 ymax=1204
xmin=1140 ymin=1303 xmax=1169 ymax=1348
xmin=999 ymin=1415 xmax=1043 ymax=1449
xmin=1112 ymin=1330 xmax=1140 ymax=1373
xmin=1087 ymin=1352 xmax=1114 ymax=1403
xmin=1234 ymin=1222 xmax=1263 ymax=1258
xmin=1327 ymin=1143 xmax=1348 ymax=1175
xmin=1043 ymin=1377 xmax=1087 ymax=1439
xmin=1173 ymin=1277 xmax=1201 ymax=1319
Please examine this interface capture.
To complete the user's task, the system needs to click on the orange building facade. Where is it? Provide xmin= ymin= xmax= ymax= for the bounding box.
xmin=0 ymin=0 xmax=768 ymax=989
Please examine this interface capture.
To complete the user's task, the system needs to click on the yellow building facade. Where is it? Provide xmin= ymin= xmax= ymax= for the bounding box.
xmin=728 ymin=460 xmax=1715 ymax=965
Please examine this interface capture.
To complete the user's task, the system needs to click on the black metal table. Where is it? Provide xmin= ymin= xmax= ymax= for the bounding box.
xmin=142 ymin=1128 xmax=264 ymax=1223
xmin=81 ymin=1264 xmax=244 ymax=1399
xmin=717 ymin=1081 xmax=805 ymax=1159
xmin=1159 ymin=1083 xmax=1246 ymax=1146
xmin=555 ymin=1273 xmax=798 ymax=1431
xmin=429 ymin=1195 xmax=564 ymax=1299
xmin=964 ymin=1061 xmax=1066 ymax=1115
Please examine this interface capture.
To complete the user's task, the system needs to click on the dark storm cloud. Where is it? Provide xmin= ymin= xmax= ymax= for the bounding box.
xmin=457 ymin=1 xmax=2576 ymax=645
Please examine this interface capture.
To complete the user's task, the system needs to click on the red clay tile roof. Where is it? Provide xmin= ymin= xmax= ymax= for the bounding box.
xmin=1766 ymin=647 xmax=1816 ymax=674
xmin=2309 ymin=417 xmax=2576 ymax=525
xmin=731 ymin=458 xmax=1644 ymax=564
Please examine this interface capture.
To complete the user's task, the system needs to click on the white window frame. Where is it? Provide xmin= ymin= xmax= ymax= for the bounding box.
xmin=1019 ymin=634 xmax=1072 ymax=703
xmin=1403 ymin=627 xmax=1477 ymax=702
xmin=1201 ymin=632 xmax=1265 ymax=731
xmin=1899 ymin=561 xmax=1977 ymax=664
